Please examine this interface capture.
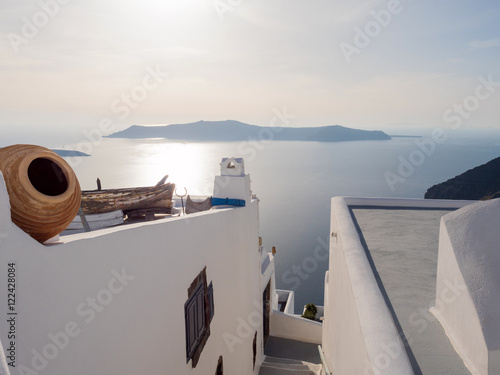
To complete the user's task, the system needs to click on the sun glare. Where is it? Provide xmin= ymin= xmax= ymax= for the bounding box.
xmin=127 ymin=0 xmax=210 ymax=21
xmin=133 ymin=142 xmax=218 ymax=196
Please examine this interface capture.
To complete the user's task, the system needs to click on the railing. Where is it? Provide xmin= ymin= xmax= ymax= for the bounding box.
xmin=318 ymin=345 xmax=331 ymax=375
xmin=270 ymin=310 xmax=322 ymax=344
xmin=322 ymin=197 xmax=415 ymax=375
xmin=275 ymin=289 xmax=295 ymax=314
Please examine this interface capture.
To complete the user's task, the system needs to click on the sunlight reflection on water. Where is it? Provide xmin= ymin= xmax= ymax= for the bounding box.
xmin=71 ymin=138 xmax=222 ymax=195
xmin=66 ymin=136 xmax=500 ymax=311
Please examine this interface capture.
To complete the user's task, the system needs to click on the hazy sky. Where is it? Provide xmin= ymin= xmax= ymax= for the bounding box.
xmin=1 ymin=0 xmax=499 ymax=146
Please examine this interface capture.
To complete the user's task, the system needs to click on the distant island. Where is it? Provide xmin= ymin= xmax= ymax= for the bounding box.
xmin=53 ymin=149 xmax=89 ymax=157
xmin=107 ymin=120 xmax=391 ymax=142
xmin=388 ymin=135 xmax=422 ymax=138
xmin=0 ymin=148 xmax=89 ymax=157
xmin=425 ymin=157 xmax=500 ymax=200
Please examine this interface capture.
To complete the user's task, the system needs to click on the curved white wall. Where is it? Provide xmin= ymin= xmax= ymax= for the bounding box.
xmin=270 ymin=311 xmax=322 ymax=344
xmin=433 ymin=199 xmax=500 ymax=375
xmin=322 ymin=197 xmax=414 ymax=375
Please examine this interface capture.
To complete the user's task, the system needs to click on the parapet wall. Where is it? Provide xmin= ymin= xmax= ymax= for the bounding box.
xmin=323 ymin=197 xmax=413 ymax=375
xmin=322 ymin=197 xmax=472 ymax=375
xmin=433 ymin=199 xmax=500 ymax=375
xmin=0 ymin=171 xmax=264 ymax=375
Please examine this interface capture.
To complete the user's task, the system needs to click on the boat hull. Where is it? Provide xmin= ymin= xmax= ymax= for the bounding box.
xmin=81 ymin=183 xmax=175 ymax=214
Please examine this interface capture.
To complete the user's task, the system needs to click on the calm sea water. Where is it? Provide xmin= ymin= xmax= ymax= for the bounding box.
xmin=65 ymin=135 xmax=500 ymax=311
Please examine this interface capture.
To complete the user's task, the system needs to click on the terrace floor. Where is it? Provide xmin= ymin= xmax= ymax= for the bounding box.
xmin=351 ymin=206 xmax=471 ymax=375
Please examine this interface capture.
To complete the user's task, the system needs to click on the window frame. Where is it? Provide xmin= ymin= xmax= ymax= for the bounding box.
xmin=208 ymin=281 xmax=215 ymax=323
xmin=184 ymin=281 xmax=206 ymax=360
xmin=184 ymin=267 xmax=214 ymax=367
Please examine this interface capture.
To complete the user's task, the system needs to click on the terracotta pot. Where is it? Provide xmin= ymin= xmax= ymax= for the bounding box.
xmin=0 ymin=144 xmax=81 ymax=243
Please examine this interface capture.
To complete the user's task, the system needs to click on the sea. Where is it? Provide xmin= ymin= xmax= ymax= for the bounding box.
xmin=64 ymin=133 xmax=500 ymax=311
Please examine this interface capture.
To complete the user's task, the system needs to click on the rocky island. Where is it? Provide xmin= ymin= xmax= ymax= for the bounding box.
xmin=107 ymin=120 xmax=391 ymax=142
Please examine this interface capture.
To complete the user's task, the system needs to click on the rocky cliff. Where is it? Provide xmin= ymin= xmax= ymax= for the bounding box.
xmin=425 ymin=157 xmax=500 ymax=200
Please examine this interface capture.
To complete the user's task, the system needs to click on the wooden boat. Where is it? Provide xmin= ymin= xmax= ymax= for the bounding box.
xmin=80 ymin=176 xmax=175 ymax=215
xmin=67 ymin=209 xmax=125 ymax=230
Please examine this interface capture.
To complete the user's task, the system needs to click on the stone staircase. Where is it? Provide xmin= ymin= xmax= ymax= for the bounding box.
xmin=259 ymin=356 xmax=322 ymax=375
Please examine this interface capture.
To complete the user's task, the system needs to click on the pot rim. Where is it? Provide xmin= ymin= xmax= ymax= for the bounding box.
xmin=18 ymin=151 xmax=80 ymax=204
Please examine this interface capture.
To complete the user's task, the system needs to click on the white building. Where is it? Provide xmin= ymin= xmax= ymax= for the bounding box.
xmin=323 ymin=196 xmax=500 ymax=375
xmin=1 ymin=154 xmax=498 ymax=375
xmin=0 ymin=157 xmax=321 ymax=375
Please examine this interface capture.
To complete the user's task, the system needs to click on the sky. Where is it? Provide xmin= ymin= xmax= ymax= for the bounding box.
xmin=1 ymin=0 xmax=499 ymax=147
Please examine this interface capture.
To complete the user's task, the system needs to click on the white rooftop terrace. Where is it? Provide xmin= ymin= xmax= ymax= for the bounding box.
xmin=351 ymin=205 xmax=471 ymax=374
xmin=322 ymin=197 xmax=477 ymax=375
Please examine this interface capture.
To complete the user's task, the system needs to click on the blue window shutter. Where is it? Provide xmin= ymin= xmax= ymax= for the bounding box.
xmin=208 ymin=282 xmax=214 ymax=322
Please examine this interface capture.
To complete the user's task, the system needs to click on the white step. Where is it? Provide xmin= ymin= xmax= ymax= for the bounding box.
xmin=259 ymin=356 xmax=322 ymax=375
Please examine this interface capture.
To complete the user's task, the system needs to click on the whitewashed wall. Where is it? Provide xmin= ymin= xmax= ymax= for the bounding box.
xmin=321 ymin=197 xmax=475 ymax=375
xmin=269 ymin=311 xmax=322 ymax=344
xmin=432 ymin=199 xmax=500 ymax=375
xmin=322 ymin=197 xmax=377 ymax=375
xmin=0 ymin=173 xmax=265 ymax=375
xmin=433 ymin=221 xmax=486 ymax=374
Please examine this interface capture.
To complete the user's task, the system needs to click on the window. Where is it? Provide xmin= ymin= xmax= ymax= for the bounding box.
xmin=184 ymin=267 xmax=215 ymax=367
xmin=252 ymin=332 xmax=257 ymax=370
xmin=215 ymin=356 xmax=223 ymax=375
xmin=185 ymin=282 xmax=206 ymax=360
xmin=208 ymin=282 xmax=215 ymax=323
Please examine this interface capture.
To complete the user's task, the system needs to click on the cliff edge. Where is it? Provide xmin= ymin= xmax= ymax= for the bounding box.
xmin=425 ymin=157 xmax=500 ymax=200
